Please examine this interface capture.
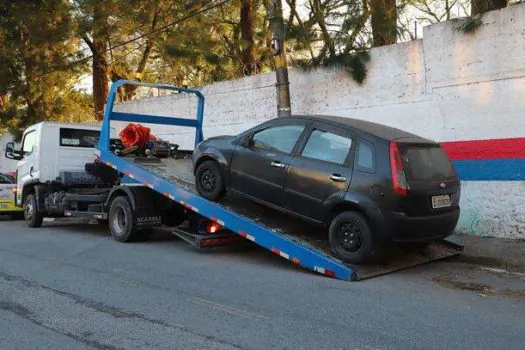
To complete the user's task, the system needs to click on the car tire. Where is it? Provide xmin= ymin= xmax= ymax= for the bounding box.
xmin=329 ymin=211 xmax=374 ymax=264
xmin=195 ymin=160 xmax=225 ymax=201
xmin=24 ymin=194 xmax=44 ymax=228
xmin=109 ymin=196 xmax=139 ymax=242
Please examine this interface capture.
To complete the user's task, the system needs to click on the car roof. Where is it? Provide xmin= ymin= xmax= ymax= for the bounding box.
xmin=291 ymin=115 xmax=432 ymax=142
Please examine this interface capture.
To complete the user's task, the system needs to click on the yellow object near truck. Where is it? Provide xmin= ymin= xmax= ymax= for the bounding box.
xmin=0 ymin=173 xmax=24 ymax=218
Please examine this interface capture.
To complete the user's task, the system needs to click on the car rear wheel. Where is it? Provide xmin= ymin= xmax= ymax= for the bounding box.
xmin=195 ymin=160 xmax=225 ymax=201
xmin=25 ymin=194 xmax=44 ymax=228
xmin=329 ymin=211 xmax=374 ymax=263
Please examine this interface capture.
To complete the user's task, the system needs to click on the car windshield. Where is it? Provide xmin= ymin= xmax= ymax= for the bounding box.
xmin=399 ymin=144 xmax=456 ymax=182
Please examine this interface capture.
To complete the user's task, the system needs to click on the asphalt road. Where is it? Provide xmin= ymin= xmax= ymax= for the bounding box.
xmin=0 ymin=218 xmax=523 ymax=350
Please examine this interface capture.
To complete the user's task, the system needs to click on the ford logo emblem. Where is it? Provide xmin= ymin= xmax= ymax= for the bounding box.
xmin=440 ymin=183 xmax=446 ymax=188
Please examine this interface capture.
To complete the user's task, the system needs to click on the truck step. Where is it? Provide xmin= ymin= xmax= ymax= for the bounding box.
xmin=64 ymin=210 xmax=107 ymax=220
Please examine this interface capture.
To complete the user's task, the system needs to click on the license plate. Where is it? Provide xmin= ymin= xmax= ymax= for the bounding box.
xmin=0 ymin=203 xmax=8 ymax=209
xmin=431 ymin=195 xmax=451 ymax=209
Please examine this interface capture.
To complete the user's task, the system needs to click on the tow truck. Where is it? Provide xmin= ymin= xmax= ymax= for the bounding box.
xmin=6 ymin=81 xmax=463 ymax=281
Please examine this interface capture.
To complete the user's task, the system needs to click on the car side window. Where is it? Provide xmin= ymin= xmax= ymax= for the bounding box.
xmin=356 ymin=140 xmax=375 ymax=171
xmin=22 ymin=131 xmax=37 ymax=156
xmin=301 ymin=129 xmax=352 ymax=165
xmin=251 ymin=125 xmax=305 ymax=154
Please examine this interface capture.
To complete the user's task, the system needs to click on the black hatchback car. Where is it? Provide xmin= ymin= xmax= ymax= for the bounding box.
xmin=193 ymin=115 xmax=460 ymax=263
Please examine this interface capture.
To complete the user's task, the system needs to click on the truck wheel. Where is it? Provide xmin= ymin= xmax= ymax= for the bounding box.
xmin=195 ymin=160 xmax=225 ymax=201
xmin=25 ymin=194 xmax=44 ymax=228
xmin=109 ymin=196 xmax=138 ymax=242
xmin=329 ymin=211 xmax=374 ymax=264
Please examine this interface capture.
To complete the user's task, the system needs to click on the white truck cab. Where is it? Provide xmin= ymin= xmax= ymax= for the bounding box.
xmin=4 ymin=121 xmax=177 ymax=233
xmin=6 ymin=122 xmax=101 ymax=206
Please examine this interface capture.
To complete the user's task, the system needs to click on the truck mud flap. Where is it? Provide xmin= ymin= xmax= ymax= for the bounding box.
xmin=350 ymin=240 xmax=463 ymax=281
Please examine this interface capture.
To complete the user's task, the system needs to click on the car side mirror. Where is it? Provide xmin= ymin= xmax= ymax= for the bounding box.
xmin=5 ymin=142 xmax=22 ymax=161
xmin=241 ymin=134 xmax=253 ymax=148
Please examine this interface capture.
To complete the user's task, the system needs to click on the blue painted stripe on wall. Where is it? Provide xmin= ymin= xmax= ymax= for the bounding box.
xmin=452 ymin=159 xmax=525 ymax=181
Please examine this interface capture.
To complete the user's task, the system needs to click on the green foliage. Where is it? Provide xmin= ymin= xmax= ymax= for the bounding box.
xmin=0 ymin=0 xmax=92 ymax=135
xmin=294 ymin=51 xmax=371 ymax=85
xmin=458 ymin=15 xmax=483 ymax=34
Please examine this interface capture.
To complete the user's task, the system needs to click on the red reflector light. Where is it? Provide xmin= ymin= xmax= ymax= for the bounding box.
xmin=206 ymin=222 xmax=221 ymax=234
xmin=325 ymin=270 xmax=336 ymax=278
xmin=389 ymin=141 xmax=408 ymax=196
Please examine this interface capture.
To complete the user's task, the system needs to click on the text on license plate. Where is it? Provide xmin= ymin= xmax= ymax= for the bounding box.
xmin=431 ymin=195 xmax=451 ymax=209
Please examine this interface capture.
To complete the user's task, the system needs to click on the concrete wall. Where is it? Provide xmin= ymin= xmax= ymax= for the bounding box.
xmin=109 ymin=4 xmax=525 ymax=239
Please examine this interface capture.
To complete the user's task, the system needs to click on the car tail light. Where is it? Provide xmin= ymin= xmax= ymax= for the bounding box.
xmin=389 ymin=141 xmax=408 ymax=196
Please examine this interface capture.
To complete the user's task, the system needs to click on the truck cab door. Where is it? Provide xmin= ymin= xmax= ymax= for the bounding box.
xmin=16 ymin=130 xmax=38 ymax=205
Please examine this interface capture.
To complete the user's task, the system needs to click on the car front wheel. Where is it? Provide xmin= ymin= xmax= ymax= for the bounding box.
xmin=329 ymin=211 xmax=374 ymax=264
xmin=195 ymin=160 xmax=225 ymax=201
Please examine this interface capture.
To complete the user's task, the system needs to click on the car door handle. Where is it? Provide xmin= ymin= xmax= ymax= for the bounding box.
xmin=329 ymin=174 xmax=347 ymax=182
xmin=30 ymin=166 xmax=34 ymax=177
xmin=270 ymin=161 xmax=286 ymax=168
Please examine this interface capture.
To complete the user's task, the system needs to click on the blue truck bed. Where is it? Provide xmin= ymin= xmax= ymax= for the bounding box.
xmin=97 ymin=80 xmax=462 ymax=281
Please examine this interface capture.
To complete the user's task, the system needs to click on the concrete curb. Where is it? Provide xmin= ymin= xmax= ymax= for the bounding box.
xmin=448 ymin=234 xmax=525 ymax=273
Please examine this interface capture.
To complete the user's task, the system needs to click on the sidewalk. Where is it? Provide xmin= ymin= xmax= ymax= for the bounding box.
xmin=449 ymin=234 xmax=525 ymax=273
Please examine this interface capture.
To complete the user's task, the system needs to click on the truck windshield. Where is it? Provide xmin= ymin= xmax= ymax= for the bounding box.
xmin=60 ymin=128 xmax=100 ymax=148
xmin=399 ymin=144 xmax=456 ymax=182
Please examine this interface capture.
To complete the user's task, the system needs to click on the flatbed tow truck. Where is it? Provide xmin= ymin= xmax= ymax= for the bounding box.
xmin=85 ymin=80 xmax=461 ymax=281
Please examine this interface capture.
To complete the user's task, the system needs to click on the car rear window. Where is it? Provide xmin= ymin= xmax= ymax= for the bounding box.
xmin=60 ymin=128 xmax=100 ymax=148
xmin=399 ymin=144 xmax=456 ymax=181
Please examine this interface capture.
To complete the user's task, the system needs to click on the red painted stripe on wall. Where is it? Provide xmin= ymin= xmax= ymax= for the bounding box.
xmin=441 ymin=138 xmax=525 ymax=161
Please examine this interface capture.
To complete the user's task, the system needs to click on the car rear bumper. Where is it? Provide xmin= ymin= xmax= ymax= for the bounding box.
xmin=381 ymin=207 xmax=460 ymax=242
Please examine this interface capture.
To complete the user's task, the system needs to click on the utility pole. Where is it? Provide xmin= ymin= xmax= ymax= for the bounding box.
xmin=268 ymin=0 xmax=291 ymax=117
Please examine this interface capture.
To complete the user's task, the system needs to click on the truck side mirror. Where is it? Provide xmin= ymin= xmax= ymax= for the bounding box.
xmin=5 ymin=142 xmax=22 ymax=161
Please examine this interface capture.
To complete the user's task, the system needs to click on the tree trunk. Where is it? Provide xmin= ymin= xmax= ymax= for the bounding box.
xmin=471 ymin=0 xmax=507 ymax=15
xmin=240 ymin=0 xmax=257 ymax=75
xmin=370 ymin=0 xmax=398 ymax=47
xmin=92 ymin=2 xmax=109 ymax=121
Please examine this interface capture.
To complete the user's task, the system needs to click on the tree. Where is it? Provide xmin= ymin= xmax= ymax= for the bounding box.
xmin=0 ymin=0 xmax=92 ymax=136
xmin=471 ymin=0 xmax=507 ymax=15
xmin=240 ymin=0 xmax=258 ymax=75
xmin=370 ymin=0 xmax=398 ymax=46
xmin=76 ymin=0 xmax=114 ymax=120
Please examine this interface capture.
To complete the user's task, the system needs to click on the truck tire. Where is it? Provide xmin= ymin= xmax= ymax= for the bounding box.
xmin=329 ymin=211 xmax=374 ymax=264
xmin=195 ymin=160 xmax=225 ymax=201
xmin=109 ymin=196 xmax=139 ymax=242
xmin=24 ymin=194 xmax=44 ymax=228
